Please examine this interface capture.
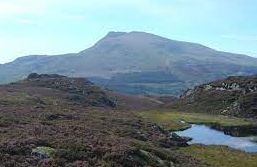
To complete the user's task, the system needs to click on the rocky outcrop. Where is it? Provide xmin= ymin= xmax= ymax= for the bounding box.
xmin=176 ymin=75 xmax=257 ymax=118
xmin=17 ymin=73 xmax=117 ymax=108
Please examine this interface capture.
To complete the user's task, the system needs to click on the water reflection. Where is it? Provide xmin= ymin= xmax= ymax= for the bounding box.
xmin=175 ymin=124 xmax=257 ymax=153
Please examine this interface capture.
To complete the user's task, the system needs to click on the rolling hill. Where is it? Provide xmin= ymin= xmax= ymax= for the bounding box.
xmin=1 ymin=31 xmax=257 ymax=95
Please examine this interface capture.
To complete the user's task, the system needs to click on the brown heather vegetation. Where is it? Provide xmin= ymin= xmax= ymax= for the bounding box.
xmin=0 ymin=74 xmax=208 ymax=167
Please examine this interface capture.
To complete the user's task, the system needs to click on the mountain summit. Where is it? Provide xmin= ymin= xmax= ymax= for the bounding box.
xmin=1 ymin=31 xmax=257 ymax=95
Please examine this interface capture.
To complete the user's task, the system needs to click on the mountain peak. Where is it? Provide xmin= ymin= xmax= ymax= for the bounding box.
xmin=104 ymin=31 xmax=158 ymax=39
xmin=105 ymin=31 xmax=127 ymax=38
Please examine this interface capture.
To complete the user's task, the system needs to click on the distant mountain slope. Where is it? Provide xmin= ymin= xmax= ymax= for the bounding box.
xmin=1 ymin=31 xmax=257 ymax=95
xmin=172 ymin=75 xmax=257 ymax=118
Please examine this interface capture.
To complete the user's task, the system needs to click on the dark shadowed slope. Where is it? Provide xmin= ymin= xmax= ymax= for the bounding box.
xmin=1 ymin=31 xmax=257 ymax=95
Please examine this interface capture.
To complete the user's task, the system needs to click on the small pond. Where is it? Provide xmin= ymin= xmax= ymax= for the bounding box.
xmin=175 ymin=124 xmax=257 ymax=153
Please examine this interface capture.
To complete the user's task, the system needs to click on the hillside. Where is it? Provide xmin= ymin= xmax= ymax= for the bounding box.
xmin=172 ymin=75 xmax=257 ymax=118
xmin=0 ymin=73 xmax=207 ymax=167
xmin=2 ymin=73 xmax=161 ymax=111
xmin=1 ymin=31 xmax=257 ymax=95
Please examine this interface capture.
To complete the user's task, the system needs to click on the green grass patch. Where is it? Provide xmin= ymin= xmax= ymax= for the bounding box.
xmin=179 ymin=145 xmax=257 ymax=167
xmin=138 ymin=111 xmax=255 ymax=131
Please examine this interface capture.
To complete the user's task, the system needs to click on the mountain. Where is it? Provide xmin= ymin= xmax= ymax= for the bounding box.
xmin=172 ymin=75 xmax=257 ymax=118
xmin=1 ymin=31 xmax=257 ymax=95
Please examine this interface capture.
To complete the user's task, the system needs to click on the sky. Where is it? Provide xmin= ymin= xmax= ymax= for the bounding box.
xmin=0 ymin=0 xmax=257 ymax=63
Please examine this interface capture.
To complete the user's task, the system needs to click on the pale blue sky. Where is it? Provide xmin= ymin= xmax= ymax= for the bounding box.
xmin=0 ymin=0 xmax=257 ymax=63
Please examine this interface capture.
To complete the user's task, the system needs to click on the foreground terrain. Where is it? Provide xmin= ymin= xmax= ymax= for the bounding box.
xmin=0 ymin=74 xmax=206 ymax=167
xmin=137 ymin=75 xmax=257 ymax=167
xmin=139 ymin=111 xmax=257 ymax=167
xmin=1 ymin=73 xmax=257 ymax=167
xmin=180 ymin=145 xmax=257 ymax=167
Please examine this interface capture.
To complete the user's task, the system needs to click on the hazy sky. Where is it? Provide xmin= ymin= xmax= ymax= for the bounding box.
xmin=0 ymin=0 xmax=257 ymax=63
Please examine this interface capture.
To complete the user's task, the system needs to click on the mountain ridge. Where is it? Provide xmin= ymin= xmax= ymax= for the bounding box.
xmin=1 ymin=31 xmax=257 ymax=95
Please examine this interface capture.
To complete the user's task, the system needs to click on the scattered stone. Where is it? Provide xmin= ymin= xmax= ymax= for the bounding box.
xmin=31 ymin=147 xmax=56 ymax=159
xmin=138 ymin=149 xmax=166 ymax=166
xmin=170 ymin=133 xmax=192 ymax=142
xmin=204 ymin=84 xmax=212 ymax=90
xmin=180 ymin=120 xmax=186 ymax=124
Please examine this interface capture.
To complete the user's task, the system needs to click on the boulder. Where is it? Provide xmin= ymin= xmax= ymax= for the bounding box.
xmin=31 ymin=147 xmax=56 ymax=159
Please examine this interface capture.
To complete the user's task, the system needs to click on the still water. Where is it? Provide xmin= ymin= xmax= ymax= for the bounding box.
xmin=175 ymin=124 xmax=257 ymax=153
